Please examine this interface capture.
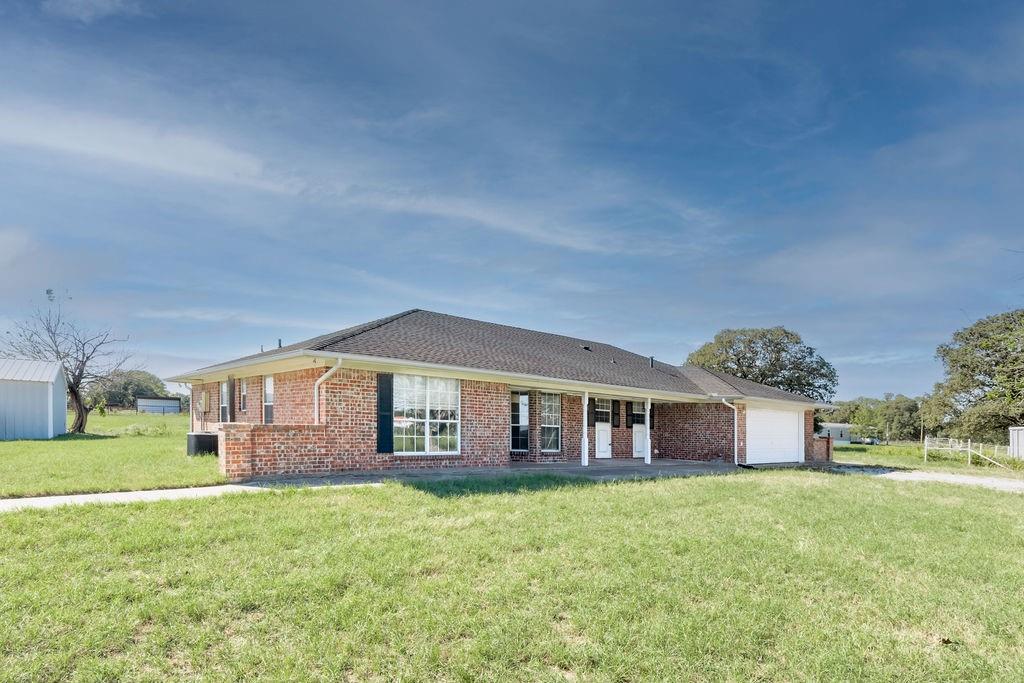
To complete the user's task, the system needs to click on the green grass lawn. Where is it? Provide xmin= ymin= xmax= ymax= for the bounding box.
xmin=835 ymin=442 xmax=1024 ymax=478
xmin=0 ymin=411 xmax=223 ymax=499
xmin=3 ymin=470 xmax=1024 ymax=680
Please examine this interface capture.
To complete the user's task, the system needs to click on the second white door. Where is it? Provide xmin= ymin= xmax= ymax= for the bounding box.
xmin=632 ymin=424 xmax=646 ymax=458
xmin=595 ymin=422 xmax=612 ymax=458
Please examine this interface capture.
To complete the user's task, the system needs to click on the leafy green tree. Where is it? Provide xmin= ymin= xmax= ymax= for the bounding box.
xmin=930 ymin=309 xmax=1024 ymax=443
xmin=687 ymin=327 xmax=838 ymax=402
xmin=88 ymin=370 xmax=168 ymax=408
xmin=826 ymin=394 xmax=923 ymax=442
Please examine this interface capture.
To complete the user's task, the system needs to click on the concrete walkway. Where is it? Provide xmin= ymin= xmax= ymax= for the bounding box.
xmin=878 ymin=470 xmax=1024 ymax=493
xmin=0 ymin=458 xmax=734 ymax=514
xmin=0 ymin=483 xmax=269 ymax=514
xmin=830 ymin=464 xmax=1024 ymax=494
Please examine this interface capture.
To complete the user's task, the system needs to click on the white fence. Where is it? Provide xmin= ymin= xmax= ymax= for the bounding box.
xmin=924 ymin=436 xmax=1015 ymax=468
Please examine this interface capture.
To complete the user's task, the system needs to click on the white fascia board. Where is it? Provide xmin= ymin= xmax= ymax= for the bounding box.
xmin=165 ymin=349 xmax=332 ymax=384
xmin=737 ymin=398 xmax=819 ymax=411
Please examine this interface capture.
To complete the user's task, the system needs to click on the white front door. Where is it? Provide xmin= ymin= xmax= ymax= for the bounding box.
xmin=632 ymin=423 xmax=647 ymax=458
xmin=595 ymin=422 xmax=612 ymax=458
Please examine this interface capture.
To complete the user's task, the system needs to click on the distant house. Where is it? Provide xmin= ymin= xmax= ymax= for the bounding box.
xmin=0 ymin=358 xmax=67 ymax=440
xmin=135 ymin=396 xmax=182 ymax=415
xmin=817 ymin=422 xmax=852 ymax=445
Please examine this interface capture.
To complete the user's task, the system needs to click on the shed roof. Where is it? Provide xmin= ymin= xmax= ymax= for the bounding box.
xmin=0 ymin=358 xmax=63 ymax=383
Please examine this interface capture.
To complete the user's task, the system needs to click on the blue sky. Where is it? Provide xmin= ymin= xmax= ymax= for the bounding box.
xmin=1 ymin=0 xmax=1021 ymax=399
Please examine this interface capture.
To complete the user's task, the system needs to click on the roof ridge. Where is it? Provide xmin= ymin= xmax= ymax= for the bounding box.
xmin=308 ymin=309 xmax=421 ymax=351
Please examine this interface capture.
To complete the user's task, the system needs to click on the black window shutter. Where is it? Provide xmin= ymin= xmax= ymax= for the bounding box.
xmin=625 ymin=401 xmax=633 ymax=427
xmin=650 ymin=405 xmax=654 ymax=430
xmin=377 ymin=373 xmax=394 ymax=453
xmin=612 ymin=400 xmax=620 ymax=428
xmin=227 ymin=378 xmax=236 ymax=422
xmin=587 ymin=397 xmax=596 ymax=427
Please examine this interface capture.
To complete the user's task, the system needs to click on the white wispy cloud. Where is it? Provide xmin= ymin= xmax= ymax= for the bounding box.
xmin=0 ymin=99 xmax=296 ymax=193
xmin=902 ymin=17 xmax=1024 ymax=86
xmin=41 ymin=0 xmax=141 ymax=23
xmin=135 ymin=308 xmax=328 ymax=331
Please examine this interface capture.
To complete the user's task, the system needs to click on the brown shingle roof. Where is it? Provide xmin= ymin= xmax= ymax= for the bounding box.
xmin=181 ymin=309 xmax=815 ymax=403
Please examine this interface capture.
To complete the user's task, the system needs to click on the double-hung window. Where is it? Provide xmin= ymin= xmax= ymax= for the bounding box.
xmin=219 ymin=382 xmax=229 ymax=422
xmin=541 ymin=393 xmax=561 ymax=451
xmin=263 ymin=376 xmax=274 ymax=424
xmin=510 ymin=391 xmax=529 ymax=451
xmin=240 ymin=379 xmax=248 ymax=412
xmin=393 ymin=375 xmax=460 ymax=454
xmin=594 ymin=397 xmax=612 ymax=423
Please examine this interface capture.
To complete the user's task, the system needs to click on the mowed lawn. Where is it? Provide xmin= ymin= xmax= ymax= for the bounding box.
xmin=3 ymin=471 xmax=1024 ymax=681
xmin=835 ymin=443 xmax=1024 ymax=478
xmin=0 ymin=412 xmax=223 ymax=498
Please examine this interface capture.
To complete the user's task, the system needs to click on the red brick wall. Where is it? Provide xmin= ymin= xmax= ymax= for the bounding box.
xmin=652 ymin=402 xmax=740 ymax=462
xmin=191 ymin=381 xmax=220 ymax=432
xmin=271 ymin=368 xmax=321 ymax=424
xmin=233 ymin=375 xmax=265 ymax=424
xmin=803 ymin=410 xmax=814 ymax=461
xmin=509 ymin=391 xmax=582 ymax=464
xmin=218 ymin=368 xmax=511 ymax=479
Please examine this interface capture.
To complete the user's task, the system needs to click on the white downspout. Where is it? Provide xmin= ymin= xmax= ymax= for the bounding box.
xmin=313 ymin=359 xmax=343 ymax=425
xmin=721 ymin=398 xmax=739 ymax=465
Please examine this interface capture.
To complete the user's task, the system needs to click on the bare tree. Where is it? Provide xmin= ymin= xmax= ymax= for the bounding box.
xmin=3 ymin=305 xmax=129 ymax=433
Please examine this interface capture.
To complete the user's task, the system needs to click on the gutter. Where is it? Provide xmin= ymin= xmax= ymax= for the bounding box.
xmin=313 ymin=358 xmax=343 ymax=425
xmin=720 ymin=398 xmax=739 ymax=466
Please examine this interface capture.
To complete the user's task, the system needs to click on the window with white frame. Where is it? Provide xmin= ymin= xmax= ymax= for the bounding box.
xmin=263 ymin=376 xmax=274 ymax=424
xmin=220 ymin=381 xmax=229 ymax=422
xmin=541 ymin=393 xmax=561 ymax=451
xmin=594 ymin=397 xmax=612 ymax=423
xmin=240 ymin=379 xmax=248 ymax=412
xmin=510 ymin=391 xmax=529 ymax=451
xmin=632 ymin=401 xmax=645 ymax=424
xmin=393 ymin=375 xmax=460 ymax=454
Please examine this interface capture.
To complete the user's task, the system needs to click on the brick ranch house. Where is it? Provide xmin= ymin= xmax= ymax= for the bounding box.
xmin=169 ymin=310 xmax=832 ymax=480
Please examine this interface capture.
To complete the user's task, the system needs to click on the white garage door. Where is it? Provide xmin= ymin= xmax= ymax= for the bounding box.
xmin=746 ymin=408 xmax=803 ymax=464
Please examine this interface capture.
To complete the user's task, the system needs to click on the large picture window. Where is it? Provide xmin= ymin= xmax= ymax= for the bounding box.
xmin=510 ymin=391 xmax=529 ymax=451
xmin=394 ymin=375 xmax=460 ymax=454
xmin=541 ymin=393 xmax=561 ymax=451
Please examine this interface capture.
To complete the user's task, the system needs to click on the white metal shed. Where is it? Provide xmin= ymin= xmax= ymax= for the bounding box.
xmin=0 ymin=359 xmax=67 ymax=440
xmin=1010 ymin=427 xmax=1024 ymax=458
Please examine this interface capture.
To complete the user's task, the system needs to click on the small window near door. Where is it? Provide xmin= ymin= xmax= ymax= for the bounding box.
xmin=541 ymin=393 xmax=560 ymax=451
xmin=219 ymin=381 xmax=229 ymax=422
xmin=510 ymin=391 xmax=529 ymax=451
xmin=632 ymin=402 xmax=645 ymax=425
xmin=594 ymin=397 xmax=612 ymax=423
xmin=240 ymin=379 xmax=247 ymax=412
xmin=263 ymin=376 xmax=274 ymax=424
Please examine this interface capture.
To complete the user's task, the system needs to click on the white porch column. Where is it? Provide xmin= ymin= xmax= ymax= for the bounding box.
xmin=644 ymin=398 xmax=652 ymax=464
xmin=581 ymin=391 xmax=589 ymax=467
